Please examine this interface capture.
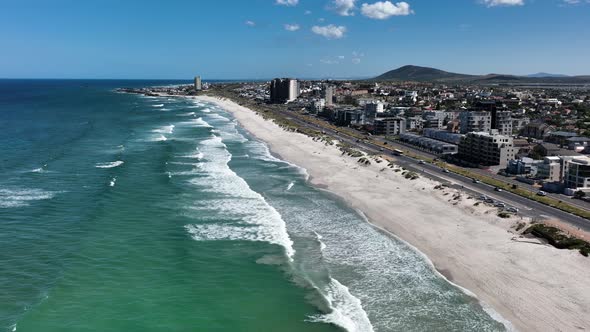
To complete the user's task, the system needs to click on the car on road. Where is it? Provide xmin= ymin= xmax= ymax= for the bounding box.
xmin=537 ymin=191 xmax=547 ymax=196
xmin=442 ymin=169 xmax=450 ymax=173
xmin=494 ymin=187 xmax=503 ymax=192
xmin=472 ymin=179 xmax=481 ymax=184
xmin=418 ymin=160 xmax=425 ymax=165
xmin=379 ymin=148 xmax=384 ymax=152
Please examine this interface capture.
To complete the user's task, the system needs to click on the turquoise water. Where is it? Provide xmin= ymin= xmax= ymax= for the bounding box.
xmin=0 ymin=80 xmax=507 ymax=331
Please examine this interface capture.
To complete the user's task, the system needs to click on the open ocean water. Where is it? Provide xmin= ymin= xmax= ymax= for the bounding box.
xmin=0 ymin=80 xmax=508 ymax=332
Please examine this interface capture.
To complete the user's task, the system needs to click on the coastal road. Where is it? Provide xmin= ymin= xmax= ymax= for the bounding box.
xmin=279 ymin=111 xmax=590 ymax=231
xmin=375 ymin=134 xmax=590 ymax=212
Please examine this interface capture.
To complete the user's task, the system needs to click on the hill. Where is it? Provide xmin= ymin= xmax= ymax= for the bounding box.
xmin=374 ymin=65 xmax=474 ymax=82
xmin=373 ymin=65 xmax=590 ymax=84
xmin=527 ymin=72 xmax=569 ymax=78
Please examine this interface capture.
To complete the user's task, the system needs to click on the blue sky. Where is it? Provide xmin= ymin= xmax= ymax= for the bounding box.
xmin=0 ymin=0 xmax=588 ymax=79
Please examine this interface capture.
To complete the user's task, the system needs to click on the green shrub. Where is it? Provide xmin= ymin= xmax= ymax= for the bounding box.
xmin=525 ymin=224 xmax=590 ymax=257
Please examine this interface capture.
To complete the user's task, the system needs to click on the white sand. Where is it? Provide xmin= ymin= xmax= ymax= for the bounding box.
xmin=197 ymin=95 xmax=590 ymax=332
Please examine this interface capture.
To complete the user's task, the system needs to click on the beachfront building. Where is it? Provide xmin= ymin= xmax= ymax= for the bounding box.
xmin=374 ymin=117 xmax=406 ymax=136
xmin=564 ymin=157 xmax=590 ymax=190
xmin=399 ymin=133 xmax=458 ymax=155
xmin=194 ymin=76 xmax=202 ymax=91
xmin=423 ymin=128 xmax=463 ymax=145
xmin=537 ymin=156 xmax=562 ymax=182
xmin=270 ymin=78 xmax=300 ymax=103
xmin=459 ymin=111 xmax=491 ymax=134
xmin=458 ymin=131 xmax=516 ymax=167
xmin=507 ymin=157 xmax=538 ymax=176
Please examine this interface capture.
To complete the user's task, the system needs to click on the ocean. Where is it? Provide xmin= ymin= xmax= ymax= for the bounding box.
xmin=0 ymin=80 xmax=507 ymax=332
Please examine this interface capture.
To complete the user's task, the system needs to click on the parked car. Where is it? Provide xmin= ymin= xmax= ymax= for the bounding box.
xmin=506 ymin=207 xmax=519 ymax=213
xmin=495 ymin=202 xmax=506 ymax=208
xmin=537 ymin=191 xmax=547 ymax=197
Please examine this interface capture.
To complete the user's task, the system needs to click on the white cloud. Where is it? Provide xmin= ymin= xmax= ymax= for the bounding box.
xmin=352 ymin=58 xmax=362 ymax=64
xmin=329 ymin=0 xmax=357 ymax=16
xmin=338 ymin=55 xmax=345 ymax=59
xmin=284 ymin=24 xmax=301 ymax=31
xmin=311 ymin=25 xmax=347 ymax=39
xmin=481 ymin=0 xmax=524 ymax=7
xmin=360 ymin=1 xmax=413 ymax=19
xmin=276 ymin=0 xmax=299 ymax=6
xmin=305 ymin=10 xmax=312 ymax=14
xmin=245 ymin=20 xmax=256 ymax=27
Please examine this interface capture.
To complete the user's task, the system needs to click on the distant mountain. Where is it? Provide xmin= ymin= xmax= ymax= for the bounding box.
xmin=527 ymin=72 xmax=570 ymax=78
xmin=375 ymin=65 xmax=474 ymax=82
xmin=373 ymin=65 xmax=590 ymax=84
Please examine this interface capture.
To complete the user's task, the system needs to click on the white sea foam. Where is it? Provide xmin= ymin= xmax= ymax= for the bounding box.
xmin=109 ymin=177 xmax=117 ymax=187
xmin=184 ymin=135 xmax=295 ymax=259
xmin=95 ymin=161 xmax=124 ymax=169
xmin=186 ymin=117 xmax=212 ymax=128
xmin=152 ymin=104 xmax=164 ymax=108
xmin=309 ymin=279 xmax=374 ymax=332
xmin=183 ymin=151 xmax=204 ymax=160
xmin=160 ymin=108 xmax=171 ymax=112
xmin=0 ymin=188 xmax=60 ymax=208
xmin=201 ymin=108 xmax=211 ymax=113
xmin=178 ymin=112 xmax=196 ymax=116
xmin=246 ymin=140 xmax=309 ymax=180
xmin=152 ymin=125 xmax=175 ymax=134
xmin=314 ymin=231 xmax=327 ymax=251
xmin=151 ymin=135 xmax=168 ymax=142
xmin=286 ymin=182 xmax=295 ymax=191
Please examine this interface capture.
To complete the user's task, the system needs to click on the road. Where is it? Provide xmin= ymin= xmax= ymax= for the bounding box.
xmin=279 ymin=111 xmax=590 ymax=231
xmin=374 ymin=135 xmax=590 ymax=212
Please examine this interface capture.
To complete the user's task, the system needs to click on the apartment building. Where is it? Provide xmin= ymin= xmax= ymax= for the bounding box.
xmin=459 ymin=111 xmax=491 ymax=134
xmin=458 ymin=131 xmax=516 ymax=167
xmin=374 ymin=117 xmax=406 ymax=136
xmin=564 ymin=157 xmax=590 ymax=190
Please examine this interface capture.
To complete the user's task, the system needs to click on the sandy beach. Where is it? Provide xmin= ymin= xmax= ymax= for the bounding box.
xmin=196 ymin=95 xmax=590 ymax=332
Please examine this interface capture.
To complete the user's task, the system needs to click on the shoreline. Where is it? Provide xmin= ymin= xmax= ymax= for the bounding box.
xmin=195 ymin=95 xmax=590 ymax=332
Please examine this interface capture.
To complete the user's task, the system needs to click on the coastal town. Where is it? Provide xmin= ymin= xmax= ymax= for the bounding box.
xmin=234 ymin=76 xmax=590 ymax=200
xmin=120 ymin=70 xmax=590 ymax=262
xmin=122 ymin=71 xmax=590 ymax=219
